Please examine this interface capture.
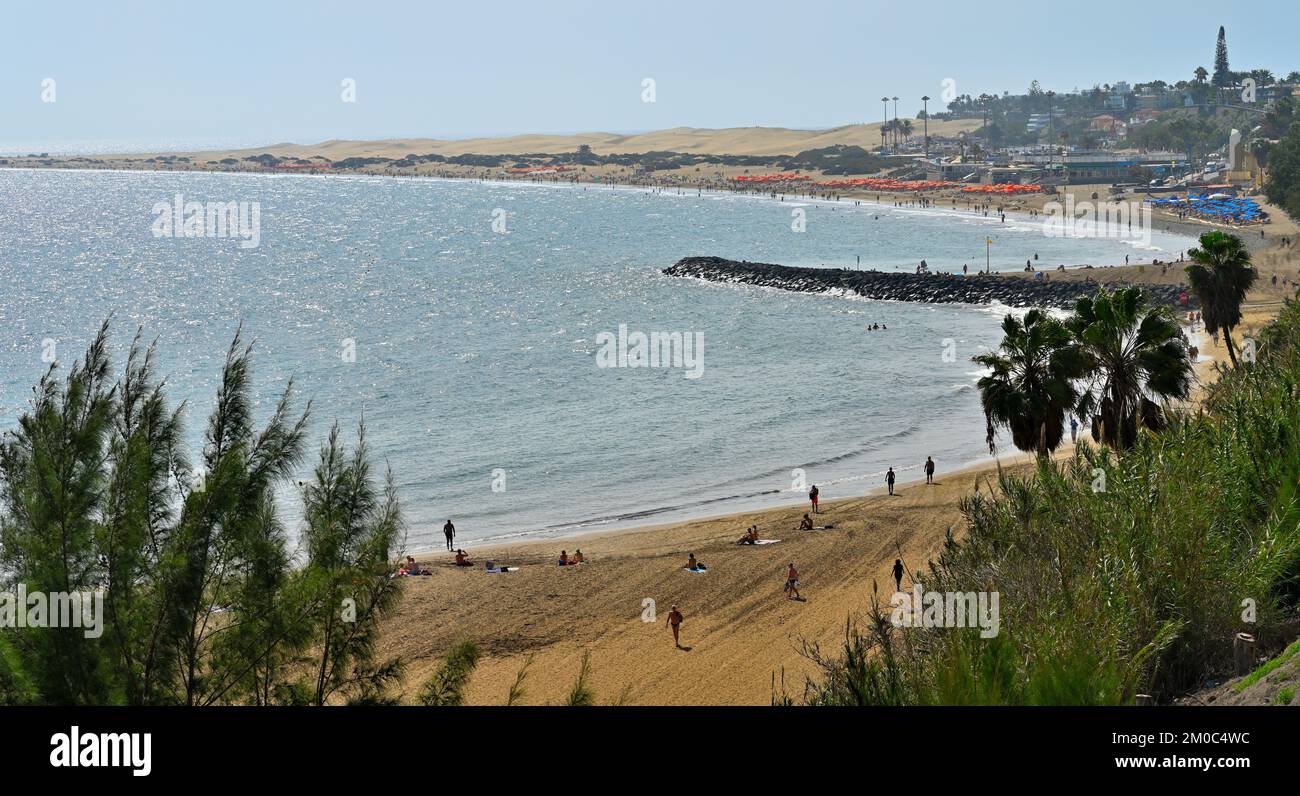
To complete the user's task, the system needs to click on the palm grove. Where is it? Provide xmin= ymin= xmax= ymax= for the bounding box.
xmin=976 ymin=230 xmax=1255 ymax=457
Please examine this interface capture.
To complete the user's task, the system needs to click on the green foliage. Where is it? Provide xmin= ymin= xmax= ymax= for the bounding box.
xmin=505 ymin=654 xmax=534 ymax=706
xmin=805 ymin=299 xmax=1300 ymax=705
xmin=0 ymin=322 xmax=406 ymax=705
xmin=1069 ymin=286 xmax=1193 ymax=448
xmin=565 ymin=650 xmax=596 ymax=706
xmin=300 ymin=421 xmax=406 ymax=706
xmin=1233 ymin=638 xmax=1300 ymax=692
xmin=1263 ymin=122 xmax=1300 ymax=224
xmin=1187 ymin=230 xmax=1258 ymax=367
xmin=416 ymin=639 xmax=481 ymax=706
xmin=973 ymin=309 xmax=1087 ymax=457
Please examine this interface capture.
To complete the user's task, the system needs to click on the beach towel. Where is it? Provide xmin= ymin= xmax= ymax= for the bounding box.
xmin=755 ymin=539 xmax=781 ymax=545
xmin=798 ymin=525 xmax=836 ymax=531
xmin=486 ymin=566 xmax=519 ymax=573
xmin=683 ymin=566 xmax=708 ymax=573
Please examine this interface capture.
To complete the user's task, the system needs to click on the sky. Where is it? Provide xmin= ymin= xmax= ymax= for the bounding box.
xmin=3 ymin=0 xmax=1299 ymax=148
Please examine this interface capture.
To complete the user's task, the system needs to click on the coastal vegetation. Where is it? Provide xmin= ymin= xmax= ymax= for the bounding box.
xmin=1186 ymin=230 xmax=1259 ymax=367
xmin=1262 ymin=116 xmax=1300 ymax=222
xmin=797 ymin=231 xmax=1299 ymax=706
xmin=218 ymin=145 xmax=890 ymax=178
xmin=0 ymin=323 xmax=405 ymax=705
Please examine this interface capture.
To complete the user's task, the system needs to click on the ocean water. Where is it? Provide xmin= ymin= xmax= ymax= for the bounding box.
xmin=0 ymin=169 xmax=1195 ymax=550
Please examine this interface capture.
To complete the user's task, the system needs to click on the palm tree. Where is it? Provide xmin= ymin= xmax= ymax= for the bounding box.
xmin=1186 ymin=230 xmax=1257 ymax=367
xmin=1068 ymin=287 xmax=1193 ymax=449
xmin=973 ymin=310 xmax=1087 ymax=458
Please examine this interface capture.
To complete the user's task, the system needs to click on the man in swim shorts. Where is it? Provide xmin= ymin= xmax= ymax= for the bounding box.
xmin=666 ymin=605 xmax=684 ymax=648
xmin=785 ymin=562 xmax=801 ymax=600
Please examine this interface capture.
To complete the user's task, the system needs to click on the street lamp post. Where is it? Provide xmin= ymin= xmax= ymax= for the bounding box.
xmin=881 ymin=96 xmax=890 ymax=153
xmin=921 ymin=95 xmax=931 ymax=159
xmin=892 ymin=96 xmax=899 ymax=148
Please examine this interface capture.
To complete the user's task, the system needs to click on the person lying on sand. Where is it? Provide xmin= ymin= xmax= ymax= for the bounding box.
xmin=454 ymin=549 xmax=473 ymax=567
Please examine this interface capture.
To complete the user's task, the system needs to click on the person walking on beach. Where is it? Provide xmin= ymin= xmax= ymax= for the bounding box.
xmin=666 ymin=604 xmax=684 ymax=648
xmin=809 ymin=484 xmax=820 ymax=514
xmin=886 ymin=467 xmax=896 ymax=496
xmin=893 ymin=559 xmax=905 ymax=592
xmin=1070 ymin=417 xmax=1078 ymax=443
xmin=924 ymin=457 xmax=935 ymax=485
xmin=784 ymin=562 xmax=802 ymax=600
xmin=443 ymin=519 xmax=456 ymax=551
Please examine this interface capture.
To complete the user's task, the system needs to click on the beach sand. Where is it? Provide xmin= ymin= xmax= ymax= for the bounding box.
xmin=381 ymin=452 xmax=1053 ymax=706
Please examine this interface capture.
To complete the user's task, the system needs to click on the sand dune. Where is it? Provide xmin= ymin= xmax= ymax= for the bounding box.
xmin=132 ymin=120 xmax=985 ymax=163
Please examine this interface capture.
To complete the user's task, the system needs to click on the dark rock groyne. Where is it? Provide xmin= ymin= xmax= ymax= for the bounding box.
xmin=664 ymin=256 xmax=1197 ymax=310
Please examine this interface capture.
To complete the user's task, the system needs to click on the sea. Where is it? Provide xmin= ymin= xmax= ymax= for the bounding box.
xmin=0 ymin=167 xmax=1196 ymax=550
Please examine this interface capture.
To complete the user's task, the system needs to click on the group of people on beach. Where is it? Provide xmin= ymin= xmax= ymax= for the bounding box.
xmin=430 ymin=455 xmax=941 ymax=651
xmin=558 ymin=549 xmax=585 ymax=566
xmin=884 ymin=457 xmax=935 ymax=495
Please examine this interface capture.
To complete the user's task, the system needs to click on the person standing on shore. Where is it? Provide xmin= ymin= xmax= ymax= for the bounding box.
xmin=443 ymin=519 xmax=456 ymax=551
xmin=893 ymin=559 xmax=905 ymax=592
xmin=886 ymin=467 xmax=896 ymax=496
xmin=1070 ymin=417 xmax=1078 ymax=443
xmin=924 ymin=457 xmax=935 ymax=485
xmin=809 ymin=484 xmax=820 ymax=514
xmin=666 ymin=604 xmax=684 ymax=648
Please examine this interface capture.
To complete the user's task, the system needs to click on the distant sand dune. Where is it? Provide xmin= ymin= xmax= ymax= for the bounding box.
xmin=149 ymin=120 xmax=985 ymax=162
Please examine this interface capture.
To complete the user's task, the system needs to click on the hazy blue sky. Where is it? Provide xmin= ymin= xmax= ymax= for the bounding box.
xmin=4 ymin=0 xmax=1298 ymax=147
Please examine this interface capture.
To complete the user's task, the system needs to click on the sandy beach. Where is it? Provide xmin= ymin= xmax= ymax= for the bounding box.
xmin=381 ymin=452 xmax=1047 ymax=705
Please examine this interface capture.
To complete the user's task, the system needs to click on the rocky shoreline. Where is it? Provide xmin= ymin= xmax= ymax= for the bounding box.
xmin=664 ymin=256 xmax=1198 ymax=310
